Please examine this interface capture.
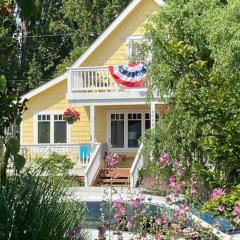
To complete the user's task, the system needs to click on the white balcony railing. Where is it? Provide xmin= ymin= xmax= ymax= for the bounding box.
xmin=20 ymin=143 xmax=96 ymax=167
xmin=68 ymin=66 xmax=119 ymax=93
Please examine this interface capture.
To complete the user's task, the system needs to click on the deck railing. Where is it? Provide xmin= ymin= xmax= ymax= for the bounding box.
xmin=20 ymin=143 xmax=96 ymax=166
xmin=130 ymin=143 xmax=144 ymax=187
xmin=68 ymin=66 xmax=119 ymax=93
xmin=84 ymin=143 xmax=102 ymax=187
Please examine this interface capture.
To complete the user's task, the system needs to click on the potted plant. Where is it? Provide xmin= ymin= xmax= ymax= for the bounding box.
xmin=63 ymin=108 xmax=80 ymax=124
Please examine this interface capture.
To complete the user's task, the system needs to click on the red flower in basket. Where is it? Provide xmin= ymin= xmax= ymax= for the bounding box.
xmin=63 ymin=108 xmax=80 ymax=124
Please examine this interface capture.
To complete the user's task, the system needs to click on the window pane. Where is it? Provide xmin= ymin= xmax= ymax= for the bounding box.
xmin=54 ymin=121 xmax=67 ymax=143
xmin=145 ymin=120 xmax=151 ymax=131
xmin=111 ymin=120 xmax=124 ymax=148
xmin=128 ymin=120 xmax=141 ymax=148
xmin=38 ymin=122 xmax=50 ymax=143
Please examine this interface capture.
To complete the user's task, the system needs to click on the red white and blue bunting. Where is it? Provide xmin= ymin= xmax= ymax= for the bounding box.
xmin=108 ymin=63 xmax=147 ymax=87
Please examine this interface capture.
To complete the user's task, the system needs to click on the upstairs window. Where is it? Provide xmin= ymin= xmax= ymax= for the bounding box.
xmin=127 ymin=36 xmax=144 ymax=64
xmin=37 ymin=113 xmax=67 ymax=144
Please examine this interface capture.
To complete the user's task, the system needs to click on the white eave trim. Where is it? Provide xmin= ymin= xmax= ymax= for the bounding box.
xmin=21 ymin=0 xmax=164 ymax=101
xmin=72 ymin=0 xmax=164 ymax=68
xmin=21 ymin=72 xmax=68 ymax=100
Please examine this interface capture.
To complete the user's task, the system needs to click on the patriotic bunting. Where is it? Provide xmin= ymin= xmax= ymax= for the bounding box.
xmin=108 ymin=63 xmax=147 ymax=87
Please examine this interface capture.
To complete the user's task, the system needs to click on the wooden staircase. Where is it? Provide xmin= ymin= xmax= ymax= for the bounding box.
xmin=96 ymin=168 xmax=130 ymax=186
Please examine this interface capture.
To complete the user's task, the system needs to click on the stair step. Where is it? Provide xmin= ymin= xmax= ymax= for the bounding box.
xmin=101 ymin=178 xmax=129 ymax=184
xmin=101 ymin=173 xmax=130 ymax=178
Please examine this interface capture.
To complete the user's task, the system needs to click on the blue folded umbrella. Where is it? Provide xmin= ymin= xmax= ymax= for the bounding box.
xmin=79 ymin=145 xmax=91 ymax=162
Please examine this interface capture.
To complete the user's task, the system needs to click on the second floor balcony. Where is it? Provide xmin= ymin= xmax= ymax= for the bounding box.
xmin=67 ymin=65 xmax=149 ymax=105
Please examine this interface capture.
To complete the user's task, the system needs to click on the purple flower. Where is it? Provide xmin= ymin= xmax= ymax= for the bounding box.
xmin=68 ymin=228 xmax=76 ymax=237
xmin=160 ymin=153 xmax=169 ymax=167
xmin=232 ymin=205 xmax=240 ymax=216
xmin=210 ymin=188 xmax=225 ymax=200
xmin=98 ymin=227 xmax=106 ymax=238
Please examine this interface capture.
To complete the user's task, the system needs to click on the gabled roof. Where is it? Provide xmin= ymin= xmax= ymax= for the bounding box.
xmin=21 ymin=0 xmax=164 ymax=100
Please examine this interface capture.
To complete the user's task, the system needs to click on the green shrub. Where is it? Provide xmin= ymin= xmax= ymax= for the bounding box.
xmin=36 ymin=152 xmax=74 ymax=176
xmin=0 ymin=169 xmax=86 ymax=240
xmin=202 ymin=185 xmax=240 ymax=222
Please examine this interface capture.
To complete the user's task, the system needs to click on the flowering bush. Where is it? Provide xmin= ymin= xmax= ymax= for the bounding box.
xmin=203 ymin=184 xmax=240 ymax=224
xmin=63 ymin=108 xmax=80 ymax=124
xmin=105 ymin=153 xmax=120 ymax=170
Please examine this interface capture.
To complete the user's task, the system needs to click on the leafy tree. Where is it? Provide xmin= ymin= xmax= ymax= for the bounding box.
xmin=1 ymin=0 xmax=130 ymax=92
xmin=145 ymin=0 xmax=240 ymax=184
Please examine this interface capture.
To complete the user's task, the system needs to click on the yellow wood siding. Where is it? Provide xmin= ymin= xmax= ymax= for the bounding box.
xmin=22 ymin=80 xmax=90 ymax=145
xmin=81 ymin=0 xmax=159 ymax=66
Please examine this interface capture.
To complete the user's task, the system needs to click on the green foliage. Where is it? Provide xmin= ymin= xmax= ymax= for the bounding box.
xmin=144 ymin=0 xmax=240 ymax=184
xmin=0 ymin=74 xmax=27 ymax=185
xmin=0 ymin=170 xmax=86 ymax=240
xmin=55 ymin=0 xmax=130 ymax=75
xmin=1 ymin=0 xmax=130 ymax=92
xmin=36 ymin=152 xmax=74 ymax=176
xmin=202 ymin=185 xmax=240 ymax=221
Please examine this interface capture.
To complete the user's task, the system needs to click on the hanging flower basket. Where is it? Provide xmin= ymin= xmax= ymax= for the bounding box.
xmin=63 ymin=108 xmax=80 ymax=124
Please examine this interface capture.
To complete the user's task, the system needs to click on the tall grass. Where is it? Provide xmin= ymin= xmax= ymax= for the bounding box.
xmin=0 ymin=168 xmax=86 ymax=240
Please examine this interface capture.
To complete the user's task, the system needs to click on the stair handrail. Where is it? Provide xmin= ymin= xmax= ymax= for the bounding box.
xmin=130 ymin=143 xmax=144 ymax=188
xmin=84 ymin=143 xmax=101 ymax=187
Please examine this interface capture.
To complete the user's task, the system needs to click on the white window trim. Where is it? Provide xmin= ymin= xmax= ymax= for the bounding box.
xmin=107 ymin=109 xmax=158 ymax=152
xmin=34 ymin=111 xmax=70 ymax=145
xmin=126 ymin=35 xmax=144 ymax=63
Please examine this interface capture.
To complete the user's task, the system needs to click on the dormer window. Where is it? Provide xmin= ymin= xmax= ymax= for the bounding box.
xmin=127 ymin=36 xmax=144 ymax=63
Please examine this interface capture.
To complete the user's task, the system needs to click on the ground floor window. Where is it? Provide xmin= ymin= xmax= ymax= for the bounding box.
xmin=109 ymin=111 xmax=159 ymax=149
xmin=36 ymin=113 xmax=67 ymax=144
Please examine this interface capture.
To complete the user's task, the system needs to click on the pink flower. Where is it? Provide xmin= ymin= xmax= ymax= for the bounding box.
xmin=169 ymin=181 xmax=176 ymax=188
xmin=160 ymin=153 xmax=169 ymax=167
xmin=105 ymin=153 xmax=120 ymax=169
xmin=155 ymin=217 xmax=162 ymax=225
xmin=210 ymin=188 xmax=225 ymax=200
xmin=217 ymin=205 xmax=225 ymax=212
xmin=131 ymin=194 xmax=145 ymax=209
xmin=113 ymin=199 xmax=124 ymax=209
xmin=114 ymin=212 xmax=122 ymax=221
xmin=177 ymin=169 xmax=185 ymax=177
xmin=173 ymin=205 xmax=189 ymax=219
xmin=175 ymin=184 xmax=182 ymax=193
xmin=191 ymin=187 xmax=197 ymax=196
xmin=126 ymin=218 xmax=134 ymax=229
xmin=169 ymin=175 xmax=176 ymax=183
xmin=232 ymin=205 xmax=240 ymax=216
xmin=172 ymin=159 xmax=179 ymax=169
xmin=155 ymin=235 xmax=164 ymax=240
xmin=118 ymin=206 xmax=126 ymax=214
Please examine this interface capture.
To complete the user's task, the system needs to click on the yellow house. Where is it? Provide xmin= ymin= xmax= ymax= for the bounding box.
xmin=20 ymin=0 xmax=166 ymax=187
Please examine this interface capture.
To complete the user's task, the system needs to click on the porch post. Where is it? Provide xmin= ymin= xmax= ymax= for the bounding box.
xmin=150 ymin=102 xmax=156 ymax=130
xmin=150 ymin=102 xmax=156 ymax=161
xmin=90 ymin=105 xmax=95 ymax=144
